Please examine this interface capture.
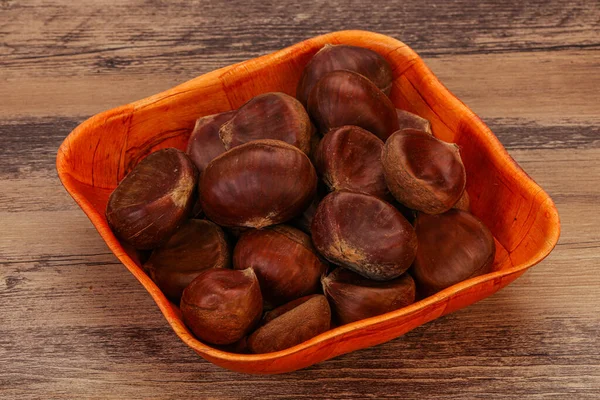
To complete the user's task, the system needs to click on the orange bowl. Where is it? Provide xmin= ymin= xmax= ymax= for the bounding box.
xmin=56 ymin=30 xmax=560 ymax=374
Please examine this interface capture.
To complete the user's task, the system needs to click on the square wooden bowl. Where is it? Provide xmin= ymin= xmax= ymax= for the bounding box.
xmin=56 ymin=30 xmax=560 ymax=374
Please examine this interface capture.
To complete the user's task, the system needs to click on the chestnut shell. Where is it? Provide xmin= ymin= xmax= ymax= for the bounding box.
xmin=311 ymin=191 xmax=417 ymax=281
xmin=411 ymin=209 xmax=496 ymax=297
xmin=186 ymin=110 xmax=235 ymax=174
xmin=396 ymin=109 xmax=432 ymax=134
xmin=247 ymin=294 xmax=331 ymax=354
xmin=199 ymin=139 xmax=318 ymax=228
xmin=296 ymin=44 xmax=393 ymax=106
xmin=233 ymin=225 xmax=327 ymax=308
xmin=382 ymin=129 xmax=466 ymax=214
xmin=314 ymin=125 xmax=388 ymax=199
xmin=106 ymin=148 xmax=197 ymax=250
xmin=143 ymin=219 xmax=230 ymax=302
xmin=454 ymin=190 xmax=471 ymax=211
xmin=307 ymin=70 xmax=399 ymax=140
xmin=180 ymin=268 xmax=263 ymax=345
xmin=322 ymin=268 xmax=416 ymax=325
xmin=219 ymin=92 xmax=312 ymax=154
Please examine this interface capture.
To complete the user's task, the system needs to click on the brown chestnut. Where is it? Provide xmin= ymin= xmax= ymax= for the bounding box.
xmin=106 ymin=148 xmax=197 ymax=250
xmin=396 ymin=109 xmax=432 ymax=134
xmin=143 ymin=220 xmax=230 ymax=302
xmin=308 ymin=70 xmax=399 ymax=140
xmin=412 ymin=209 xmax=496 ymax=297
xmin=314 ymin=125 xmax=388 ymax=199
xmin=322 ymin=268 xmax=416 ymax=325
xmin=454 ymin=190 xmax=471 ymax=211
xmin=200 ymin=139 xmax=318 ymax=228
xmin=296 ymin=44 xmax=393 ymax=106
xmin=233 ymin=225 xmax=327 ymax=308
xmin=311 ymin=191 xmax=417 ymax=281
xmin=219 ymin=92 xmax=312 ymax=154
xmin=247 ymin=294 xmax=331 ymax=353
xmin=180 ymin=268 xmax=262 ymax=345
xmin=186 ymin=110 xmax=235 ymax=174
xmin=382 ymin=129 xmax=466 ymax=214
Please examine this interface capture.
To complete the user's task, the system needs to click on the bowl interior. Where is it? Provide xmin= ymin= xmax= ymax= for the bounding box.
xmin=57 ymin=30 xmax=560 ymax=373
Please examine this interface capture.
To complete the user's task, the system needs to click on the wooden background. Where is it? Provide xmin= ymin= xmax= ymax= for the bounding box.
xmin=1 ymin=0 xmax=599 ymax=398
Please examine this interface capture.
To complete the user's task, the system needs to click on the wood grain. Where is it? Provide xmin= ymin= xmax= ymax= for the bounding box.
xmin=1 ymin=0 xmax=599 ymax=398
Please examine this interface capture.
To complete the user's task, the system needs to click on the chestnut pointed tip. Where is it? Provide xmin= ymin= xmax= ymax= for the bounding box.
xmin=218 ymin=121 xmax=234 ymax=150
xmin=320 ymin=272 xmax=331 ymax=288
xmin=241 ymin=267 xmax=258 ymax=279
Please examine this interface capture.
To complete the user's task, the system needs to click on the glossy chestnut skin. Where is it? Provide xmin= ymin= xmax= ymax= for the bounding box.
xmin=382 ymin=129 xmax=466 ymax=214
xmin=219 ymin=92 xmax=312 ymax=154
xmin=322 ymin=268 xmax=416 ymax=325
xmin=186 ymin=110 xmax=236 ymax=174
xmin=454 ymin=190 xmax=471 ymax=211
xmin=296 ymin=44 xmax=393 ymax=106
xmin=308 ymin=70 xmax=399 ymax=140
xmin=396 ymin=109 xmax=432 ymax=134
xmin=314 ymin=125 xmax=388 ymax=199
xmin=143 ymin=220 xmax=230 ymax=302
xmin=106 ymin=148 xmax=197 ymax=250
xmin=180 ymin=268 xmax=263 ymax=345
xmin=311 ymin=191 xmax=418 ymax=281
xmin=233 ymin=225 xmax=327 ymax=308
xmin=200 ymin=139 xmax=318 ymax=228
xmin=247 ymin=294 xmax=331 ymax=354
xmin=411 ymin=209 xmax=496 ymax=297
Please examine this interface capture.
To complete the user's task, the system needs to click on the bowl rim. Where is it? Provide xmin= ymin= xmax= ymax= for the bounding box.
xmin=56 ymin=30 xmax=561 ymax=364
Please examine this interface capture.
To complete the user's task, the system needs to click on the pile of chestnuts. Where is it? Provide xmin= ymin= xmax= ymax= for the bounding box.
xmin=106 ymin=44 xmax=496 ymax=354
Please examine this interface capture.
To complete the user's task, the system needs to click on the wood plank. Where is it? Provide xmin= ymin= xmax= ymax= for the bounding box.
xmin=2 ymin=50 xmax=600 ymax=120
xmin=2 ymin=0 xmax=598 ymax=80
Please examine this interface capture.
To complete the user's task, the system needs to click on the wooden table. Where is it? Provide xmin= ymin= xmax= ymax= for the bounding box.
xmin=1 ymin=1 xmax=599 ymax=398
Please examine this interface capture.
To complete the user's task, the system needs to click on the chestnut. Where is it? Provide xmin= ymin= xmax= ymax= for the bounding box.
xmin=382 ymin=129 xmax=466 ymax=214
xmin=322 ymin=268 xmax=416 ymax=325
xmin=200 ymin=139 xmax=318 ymax=228
xmin=454 ymin=190 xmax=471 ymax=211
xmin=296 ymin=44 xmax=393 ymax=106
xmin=219 ymin=92 xmax=312 ymax=154
xmin=233 ymin=225 xmax=327 ymax=308
xmin=180 ymin=268 xmax=263 ymax=345
xmin=143 ymin=220 xmax=230 ymax=302
xmin=412 ymin=209 xmax=496 ymax=297
xmin=106 ymin=148 xmax=197 ymax=250
xmin=308 ymin=70 xmax=399 ymax=140
xmin=314 ymin=125 xmax=388 ymax=199
xmin=185 ymin=110 xmax=235 ymax=174
xmin=396 ymin=109 xmax=432 ymax=134
xmin=311 ymin=191 xmax=417 ymax=281
xmin=247 ymin=294 xmax=331 ymax=353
